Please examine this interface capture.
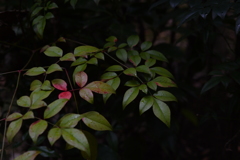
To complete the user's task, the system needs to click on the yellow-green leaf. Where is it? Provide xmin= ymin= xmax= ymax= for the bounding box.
xmin=24 ymin=67 xmax=46 ymax=76
xmin=44 ymin=99 xmax=68 ymax=119
xmin=29 ymin=120 xmax=48 ymax=143
xmin=14 ymin=151 xmax=41 ymax=160
xmin=123 ymin=87 xmax=139 ymax=109
xmin=153 ymin=98 xmax=171 ymax=127
xmin=46 ymin=64 xmax=63 ymax=74
xmin=6 ymin=118 xmax=23 ymax=143
xmin=44 ymin=46 xmax=63 ymax=57
xmin=74 ymin=46 xmax=100 ymax=57
xmin=48 ymin=128 xmax=62 ymax=146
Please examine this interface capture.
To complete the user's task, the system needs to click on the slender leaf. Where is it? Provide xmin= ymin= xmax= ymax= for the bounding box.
xmin=60 ymin=53 xmax=76 ymax=61
xmin=46 ymin=64 xmax=62 ymax=74
xmin=14 ymin=151 xmax=41 ymax=160
xmin=85 ymin=81 xmax=115 ymax=94
xmin=154 ymin=90 xmax=177 ymax=102
xmin=44 ymin=99 xmax=68 ymax=119
xmin=101 ymin=72 xmax=117 ymax=80
xmin=103 ymin=77 xmax=120 ymax=103
xmin=74 ymin=46 xmax=100 ymax=57
xmin=79 ymin=88 xmax=94 ymax=104
xmin=6 ymin=118 xmax=23 ymax=143
xmin=153 ymin=98 xmax=171 ymax=127
xmin=25 ymin=67 xmax=46 ymax=76
xmin=81 ymin=111 xmax=112 ymax=131
xmin=48 ymin=128 xmax=62 ymax=146
xmin=123 ymin=87 xmax=139 ymax=109
xmin=106 ymin=65 xmax=124 ymax=72
xmin=123 ymin=68 xmax=137 ymax=77
xmin=139 ymin=96 xmax=154 ymax=115
xmin=146 ymin=50 xmax=168 ymax=62
xmin=59 ymin=113 xmax=82 ymax=128
xmin=152 ymin=76 xmax=177 ymax=87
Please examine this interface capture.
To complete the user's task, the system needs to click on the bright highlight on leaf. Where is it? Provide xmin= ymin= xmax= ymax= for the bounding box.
xmin=123 ymin=68 xmax=137 ymax=77
xmin=52 ymin=79 xmax=68 ymax=91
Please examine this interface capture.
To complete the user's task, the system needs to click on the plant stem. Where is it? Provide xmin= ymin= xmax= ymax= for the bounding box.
xmin=1 ymin=71 xmax=21 ymax=160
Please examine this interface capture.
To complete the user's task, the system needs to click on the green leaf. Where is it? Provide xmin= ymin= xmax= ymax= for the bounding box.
xmin=44 ymin=12 xmax=54 ymax=19
xmin=140 ymin=52 xmax=150 ymax=60
xmin=145 ymin=58 xmax=156 ymax=67
xmin=60 ymin=53 xmax=76 ymax=61
xmin=22 ymin=111 xmax=34 ymax=120
xmin=32 ymin=15 xmax=44 ymax=25
xmin=127 ymin=35 xmax=139 ymax=48
xmin=44 ymin=46 xmax=63 ymax=57
xmin=73 ymin=64 xmax=87 ymax=81
xmin=153 ymin=98 xmax=171 ymax=127
xmin=139 ymin=84 xmax=148 ymax=94
xmin=48 ymin=2 xmax=58 ymax=9
xmin=41 ymin=80 xmax=54 ymax=91
xmin=31 ymin=7 xmax=43 ymax=18
xmin=87 ymin=57 xmax=98 ymax=65
xmin=94 ymin=52 xmax=104 ymax=60
xmin=74 ymin=46 xmax=100 ymax=57
xmin=151 ymin=67 xmax=174 ymax=79
xmin=118 ymin=43 xmax=127 ymax=48
xmin=48 ymin=128 xmax=61 ymax=146
xmin=6 ymin=118 xmax=23 ymax=143
xmin=30 ymin=80 xmax=42 ymax=91
xmin=103 ymin=77 xmax=120 ymax=103
xmin=106 ymin=65 xmax=124 ymax=72
xmin=44 ymin=99 xmax=68 ymax=119
xmin=81 ymin=131 xmax=97 ymax=160
xmin=79 ymin=88 xmax=94 ymax=104
xmin=104 ymin=42 xmax=115 ymax=48
xmin=36 ymin=17 xmax=46 ymax=37
xmin=70 ymin=0 xmax=78 ymax=9
xmin=30 ymin=90 xmax=52 ymax=106
xmin=101 ymin=72 xmax=117 ymax=80
xmin=30 ymin=101 xmax=47 ymax=109
xmin=6 ymin=112 xmax=22 ymax=121
xmin=128 ymin=50 xmax=139 ymax=57
xmin=62 ymin=128 xmax=90 ymax=156
xmin=147 ymin=81 xmax=157 ymax=91
xmin=139 ymin=96 xmax=154 ymax=115
xmin=59 ymin=113 xmax=82 ymax=128
xmin=52 ymin=79 xmax=67 ymax=91
xmin=141 ymin=41 xmax=152 ymax=51
xmin=108 ymin=46 xmax=118 ymax=52
xmin=154 ymin=91 xmax=177 ymax=102
xmin=201 ymin=76 xmax=222 ymax=94
xmin=81 ymin=111 xmax=112 ymax=131
xmin=17 ymin=96 xmax=31 ymax=108
xmin=123 ymin=87 xmax=139 ymax=109
xmin=125 ymin=80 xmax=140 ymax=87
xmin=136 ymin=65 xmax=151 ymax=74
xmin=75 ymin=71 xmax=88 ymax=87
xmin=123 ymin=68 xmax=137 ymax=77
xmin=71 ymin=57 xmax=87 ymax=67
xmin=106 ymin=36 xmax=117 ymax=42
xmin=25 ymin=67 xmax=46 ymax=76
xmin=116 ymin=49 xmax=127 ymax=63
xmin=40 ymin=45 xmax=50 ymax=53
xmin=146 ymin=50 xmax=168 ymax=62
xmin=129 ymin=55 xmax=141 ymax=66
xmin=46 ymin=64 xmax=62 ymax=74
xmin=85 ymin=81 xmax=115 ymax=94
xmin=29 ymin=120 xmax=48 ymax=143
xmin=152 ymin=76 xmax=177 ymax=87
xmin=14 ymin=151 xmax=41 ymax=160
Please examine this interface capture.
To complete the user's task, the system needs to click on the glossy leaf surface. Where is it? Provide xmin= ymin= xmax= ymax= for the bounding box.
xmin=48 ymin=128 xmax=62 ymax=146
xmin=139 ymin=96 xmax=154 ymax=115
xmin=44 ymin=46 xmax=63 ymax=57
xmin=44 ymin=99 xmax=68 ymax=119
xmin=25 ymin=67 xmax=46 ymax=76
xmin=29 ymin=120 xmax=48 ymax=143
xmin=153 ymin=99 xmax=171 ymax=127
xmin=123 ymin=87 xmax=139 ymax=109
xmin=6 ymin=118 xmax=22 ymax=143
xmin=82 ymin=111 xmax=112 ymax=131
xmin=46 ymin=64 xmax=62 ymax=74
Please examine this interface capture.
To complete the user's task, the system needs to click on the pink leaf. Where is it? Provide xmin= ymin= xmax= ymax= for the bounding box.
xmin=59 ymin=91 xmax=72 ymax=99
xmin=75 ymin=71 xmax=88 ymax=87
xmin=52 ymin=79 xmax=67 ymax=91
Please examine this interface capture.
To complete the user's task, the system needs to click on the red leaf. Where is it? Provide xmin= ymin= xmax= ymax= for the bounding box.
xmin=75 ymin=71 xmax=88 ymax=87
xmin=59 ymin=91 xmax=72 ymax=99
xmin=52 ymin=79 xmax=67 ymax=91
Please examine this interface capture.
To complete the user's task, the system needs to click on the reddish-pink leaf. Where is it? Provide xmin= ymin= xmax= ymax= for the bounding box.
xmin=75 ymin=71 xmax=88 ymax=87
xmin=52 ymin=79 xmax=67 ymax=91
xmin=85 ymin=81 xmax=115 ymax=94
xmin=79 ymin=88 xmax=94 ymax=104
xmin=59 ymin=91 xmax=72 ymax=99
